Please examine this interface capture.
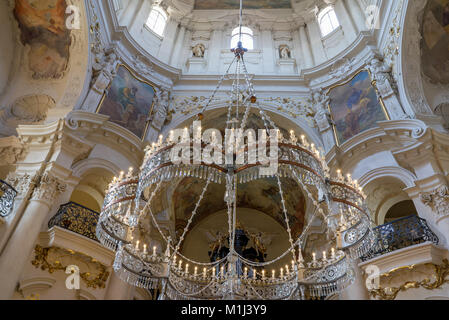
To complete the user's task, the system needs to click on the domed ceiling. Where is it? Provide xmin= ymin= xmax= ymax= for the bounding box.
xmin=193 ymin=0 xmax=292 ymax=10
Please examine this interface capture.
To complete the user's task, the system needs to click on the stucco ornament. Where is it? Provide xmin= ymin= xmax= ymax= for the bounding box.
xmin=420 ymin=185 xmax=449 ymax=218
xmin=91 ymin=47 xmax=120 ymax=94
xmin=311 ymin=88 xmax=332 ymax=131
xmin=192 ymin=43 xmax=205 ymax=58
xmin=150 ymin=89 xmax=172 ymax=131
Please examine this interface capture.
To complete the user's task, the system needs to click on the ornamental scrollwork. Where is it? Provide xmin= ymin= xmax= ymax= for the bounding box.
xmin=31 ymin=245 xmax=110 ymax=289
xmin=369 ymin=259 xmax=449 ymax=300
xmin=420 ymin=185 xmax=449 ymax=217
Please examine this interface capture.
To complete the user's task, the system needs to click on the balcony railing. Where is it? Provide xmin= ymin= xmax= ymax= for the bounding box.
xmin=360 ymin=215 xmax=439 ymax=262
xmin=0 ymin=179 xmax=17 ymax=218
xmin=48 ymin=202 xmax=100 ymax=242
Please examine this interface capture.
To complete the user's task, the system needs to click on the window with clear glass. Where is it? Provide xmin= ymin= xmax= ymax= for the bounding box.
xmin=318 ymin=7 xmax=340 ymax=37
xmin=146 ymin=7 xmax=167 ymax=37
xmin=230 ymin=26 xmax=254 ymax=50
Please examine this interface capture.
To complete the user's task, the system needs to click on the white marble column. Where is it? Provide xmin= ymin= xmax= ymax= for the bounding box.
xmin=0 ymin=173 xmax=67 ymax=299
xmin=260 ymin=26 xmax=275 ymax=74
xmin=345 ymin=0 xmax=367 ymax=32
xmin=170 ymin=24 xmax=187 ymax=68
xmin=299 ymin=24 xmax=314 ymax=69
xmin=158 ymin=17 xmax=180 ymax=64
xmin=306 ymin=18 xmax=327 ymax=65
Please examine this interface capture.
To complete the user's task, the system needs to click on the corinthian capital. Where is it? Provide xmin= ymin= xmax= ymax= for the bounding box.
xmin=420 ymin=185 xmax=449 ymax=218
xmin=31 ymin=173 xmax=67 ymax=206
xmin=5 ymin=172 xmax=36 ymax=196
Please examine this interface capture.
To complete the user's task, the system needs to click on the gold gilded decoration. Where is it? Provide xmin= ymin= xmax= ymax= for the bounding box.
xmin=369 ymin=259 xmax=449 ymax=300
xmin=31 ymin=245 xmax=110 ymax=289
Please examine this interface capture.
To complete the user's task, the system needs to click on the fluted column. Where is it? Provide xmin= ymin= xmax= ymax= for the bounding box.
xmin=334 ymin=0 xmax=358 ymax=41
xmin=0 ymin=120 xmax=92 ymax=299
xmin=128 ymin=0 xmax=152 ymax=36
xmin=0 ymin=172 xmax=67 ymax=299
xmin=207 ymin=23 xmax=225 ymax=73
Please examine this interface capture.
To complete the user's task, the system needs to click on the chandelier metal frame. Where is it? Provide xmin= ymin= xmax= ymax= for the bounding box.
xmin=96 ymin=0 xmax=375 ymax=300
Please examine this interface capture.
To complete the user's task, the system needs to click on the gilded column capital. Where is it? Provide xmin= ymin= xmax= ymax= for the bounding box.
xmin=31 ymin=172 xmax=67 ymax=206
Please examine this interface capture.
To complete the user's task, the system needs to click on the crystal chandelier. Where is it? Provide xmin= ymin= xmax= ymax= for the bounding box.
xmin=96 ymin=0 xmax=375 ymax=300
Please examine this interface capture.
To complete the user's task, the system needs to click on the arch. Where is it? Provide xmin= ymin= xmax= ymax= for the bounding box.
xmin=358 ymin=166 xmax=417 ymax=189
xmin=161 ymin=104 xmax=324 ymax=152
xmin=71 ymin=158 xmax=121 ymax=179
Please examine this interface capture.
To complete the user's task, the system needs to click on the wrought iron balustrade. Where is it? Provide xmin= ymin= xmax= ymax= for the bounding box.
xmin=48 ymin=202 xmax=100 ymax=241
xmin=360 ymin=215 xmax=439 ymax=262
xmin=0 ymin=179 xmax=17 ymax=218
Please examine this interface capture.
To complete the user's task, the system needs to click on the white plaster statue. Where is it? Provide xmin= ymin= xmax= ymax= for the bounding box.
xmin=312 ymin=88 xmax=332 ymax=131
xmin=91 ymin=48 xmax=119 ymax=94
xmin=367 ymin=57 xmax=397 ymax=98
xmin=150 ymin=89 xmax=171 ymax=131
xmin=279 ymin=45 xmax=291 ymax=59
xmin=367 ymin=56 xmax=407 ymax=119
xmin=192 ymin=43 xmax=205 ymax=58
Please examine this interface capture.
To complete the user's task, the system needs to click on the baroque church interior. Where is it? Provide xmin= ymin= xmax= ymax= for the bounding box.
xmin=1 ymin=0 xmax=449 ymax=301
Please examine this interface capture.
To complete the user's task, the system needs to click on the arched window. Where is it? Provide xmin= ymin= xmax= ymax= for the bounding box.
xmin=230 ymin=26 xmax=254 ymax=50
xmin=318 ymin=7 xmax=340 ymax=37
xmin=146 ymin=7 xmax=167 ymax=36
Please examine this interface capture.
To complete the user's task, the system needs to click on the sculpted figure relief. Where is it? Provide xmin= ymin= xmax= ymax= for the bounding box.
xmin=150 ymin=89 xmax=172 ymax=131
xmin=91 ymin=48 xmax=119 ymax=94
xmin=367 ymin=57 xmax=397 ymax=97
xmin=192 ymin=43 xmax=206 ymax=58
xmin=279 ymin=45 xmax=291 ymax=59
xmin=312 ymin=88 xmax=332 ymax=131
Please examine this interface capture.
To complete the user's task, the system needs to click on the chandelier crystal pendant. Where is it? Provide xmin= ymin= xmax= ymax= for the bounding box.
xmin=97 ymin=0 xmax=375 ymax=300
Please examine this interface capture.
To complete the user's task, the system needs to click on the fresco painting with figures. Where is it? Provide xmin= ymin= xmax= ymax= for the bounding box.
xmin=13 ymin=0 xmax=71 ymax=79
xmin=421 ymin=0 xmax=449 ymax=84
xmin=194 ymin=0 xmax=291 ymax=10
xmin=328 ymin=70 xmax=388 ymax=145
xmin=97 ymin=66 xmax=155 ymax=139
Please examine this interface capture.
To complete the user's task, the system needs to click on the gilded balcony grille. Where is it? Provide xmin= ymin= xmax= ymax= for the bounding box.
xmin=360 ymin=215 xmax=439 ymax=262
xmin=0 ymin=179 xmax=17 ymax=218
xmin=48 ymin=202 xmax=100 ymax=241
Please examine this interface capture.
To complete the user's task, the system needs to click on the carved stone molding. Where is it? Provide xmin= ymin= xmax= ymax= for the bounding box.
xmin=31 ymin=172 xmax=67 ymax=205
xmin=420 ymin=185 xmax=449 ymax=218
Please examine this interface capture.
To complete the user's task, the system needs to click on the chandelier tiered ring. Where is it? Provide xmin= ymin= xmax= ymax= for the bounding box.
xmin=96 ymin=0 xmax=375 ymax=300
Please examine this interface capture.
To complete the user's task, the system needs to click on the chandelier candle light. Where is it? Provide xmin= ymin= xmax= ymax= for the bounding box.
xmin=96 ymin=0 xmax=375 ymax=300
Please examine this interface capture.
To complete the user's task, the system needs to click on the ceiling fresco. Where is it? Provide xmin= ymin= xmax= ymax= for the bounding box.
xmin=194 ymin=0 xmax=292 ymax=10
xmin=13 ymin=0 xmax=71 ymax=80
xmin=172 ymin=177 xmax=305 ymax=240
xmin=421 ymin=0 xmax=449 ymax=84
